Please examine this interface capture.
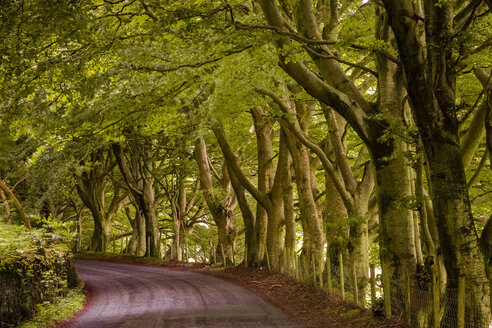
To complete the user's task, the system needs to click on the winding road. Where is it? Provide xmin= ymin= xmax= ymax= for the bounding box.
xmin=66 ymin=260 xmax=299 ymax=328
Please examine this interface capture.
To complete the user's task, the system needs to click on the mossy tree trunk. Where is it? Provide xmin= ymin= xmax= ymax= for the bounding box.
xmin=75 ymin=149 xmax=128 ymax=252
xmin=212 ymin=118 xmax=292 ymax=270
xmin=194 ymin=136 xmax=236 ymax=266
xmin=0 ymin=175 xmax=31 ymax=230
xmin=113 ymin=142 xmax=160 ymax=257
xmin=382 ymin=1 xmax=490 ymax=325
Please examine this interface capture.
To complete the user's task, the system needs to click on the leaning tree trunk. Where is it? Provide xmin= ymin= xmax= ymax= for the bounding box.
xmin=284 ymin=126 xmax=324 ymax=271
xmin=0 ymin=176 xmax=31 ymax=230
xmin=76 ymin=179 xmax=106 ymax=252
xmin=227 ymin=162 xmax=257 ymax=266
xmin=194 ymin=137 xmax=235 ymax=265
xmin=0 ymin=188 xmax=12 ymax=225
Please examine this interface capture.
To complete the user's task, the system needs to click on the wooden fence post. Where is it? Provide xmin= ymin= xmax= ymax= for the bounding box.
xmin=244 ymin=244 xmax=248 ymax=267
xmin=147 ymin=236 xmax=150 ymax=257
xmin=290 ymin=251 xmax=294 ymax=277
xmin=220 ymin=244 xmax=226 ymax=268
xmin=326 ymin=256 xmax=332 ymax=292
xmin=432 ymin=267 xmax=440 ymax=328
xmin=282 ymin=248 xmax=287 ymax=274
xmin=212 ymin=242 xmax=216 ymax=264
xmin=405 ymin=272 xmax=411 ymax=325
xmin=457 ymin=275 xmax=465 ymax=328
xmin=382 ymin=259 xmax=392 ymax=318
xmin=339 ymin=253 xmax=345 ymax=299
xmin=370 ymin=264 xmax=376 ymax=304
xmin=312 ymin=254 xmax=317 ymax=286
xmin=296 ymin=254 xmax=301 ymax=280
xmin=302 ymin=255 xmax=309 ymax=283
xmin=352 ymin=261 xmax=359 ymax=305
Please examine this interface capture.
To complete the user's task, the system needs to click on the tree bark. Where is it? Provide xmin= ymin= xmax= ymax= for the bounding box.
xmin=227 ymin=162 xmax=257 ymax=265
xmin=382 ymin=1 xmax=490 ymax=325
xmin=76 ymin=149 xmax=128 ymax=252
xmin=112 ymin=142 xmax=159 ymax=257
xmin=0 ymin=177 xmax=31 ymax=230
xmin=212 ymin=118 xmax=292 ymax=269
xmin=251 ymin=106 xmax=274 ymax=264
xmin=0 ymin=188 xmax=11 ymax=224
xmin=282 ymin=109 xmax=325 ymax=270
xmin=194 ymin=136 xmax=235 ymax=265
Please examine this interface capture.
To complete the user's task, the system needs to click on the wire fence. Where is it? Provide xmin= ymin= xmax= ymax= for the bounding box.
xmin=133 ymin=240 xmax=491 ymax=328
xmin=388 ymin=274 xmax=488 ymax=328
xmin=274 ymin=252 xmax=491 ymax=328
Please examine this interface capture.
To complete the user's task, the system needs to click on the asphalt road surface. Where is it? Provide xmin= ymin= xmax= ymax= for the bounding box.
xmin=67 ymin=259 xmax=299 ymax=328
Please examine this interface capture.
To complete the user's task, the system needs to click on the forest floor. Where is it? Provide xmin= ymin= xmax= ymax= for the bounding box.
xmin=70 ymin=252 xmax=407 ymax=328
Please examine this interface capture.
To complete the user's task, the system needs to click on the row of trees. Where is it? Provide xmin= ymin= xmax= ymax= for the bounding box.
xmin=1 ymin=0 xmax=491 ymax=326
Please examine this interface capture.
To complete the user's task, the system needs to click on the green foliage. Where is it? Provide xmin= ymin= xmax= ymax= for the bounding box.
xmin=370 ymin=297 xmax=385 ymax=317
xmin=0 ymin=224 xmax=36 ymax=258
xmin=0 ymin=219 xmax=71 ymax=258
xmin=368 ymin=242 xmax=380 ymax=266
xmin=19 ymin=285 xmax=85 ymax=328
xmin=0 ymin=222 xmax=79 ymax=326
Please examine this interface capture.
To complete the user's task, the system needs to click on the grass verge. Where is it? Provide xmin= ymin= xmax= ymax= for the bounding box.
xmin=19 ymin=286 xmax=85 ymax=328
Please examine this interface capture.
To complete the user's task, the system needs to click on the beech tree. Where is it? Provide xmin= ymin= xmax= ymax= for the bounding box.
xmin=381 ymin=0 xmax=491 ymax=324
xmin=1 ymin=1 xmax=491 ymax=325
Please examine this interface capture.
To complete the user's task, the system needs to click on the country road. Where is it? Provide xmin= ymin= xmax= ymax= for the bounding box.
xmin=64 ymin=260 xmax=299 ymax=328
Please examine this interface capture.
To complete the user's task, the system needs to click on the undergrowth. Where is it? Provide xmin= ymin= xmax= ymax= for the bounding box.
xmin=19 ymin=285 xmax=85 ymax=328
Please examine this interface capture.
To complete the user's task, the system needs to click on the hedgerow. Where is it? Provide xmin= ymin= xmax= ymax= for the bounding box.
xmin=0 ymin=223 xmax=78 ymax=327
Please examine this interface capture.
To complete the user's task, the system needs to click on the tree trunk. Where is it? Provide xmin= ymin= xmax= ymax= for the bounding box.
xmin=373 ymin=7 xmax=423 ymax=321
xmin=251 ymin=106 xmax=274 ymax=265
xmin=142 ymin=164 xmax=160 ymax=257
xmin=267 ymin=131 xmax=291 ymax=269
xmin=112 ymin=143 xmax=152 ymax=257
xmin=284 ymin=125 xmax=324 ymax=270
xmin=194 ymin=136 xmax=235 ymax=265
xmin=0 ymin=177 xmax=31 ymax=230
xmin=382 ymin=1 xmax=490 ymax=325
xmin=227 ymin=162 xmax=257 ymax=266
xmin=172 ymin=208 xmax=182 ymax=260
xmin=76 ymin=149 xmax=127 ymax=252
xmin=74 ymin=209 xmax=83 ymax=253
xmin=0 ymin=188 xmax=11 ymax=224
xmin=283 ymin=152 xmax=296 ymax=253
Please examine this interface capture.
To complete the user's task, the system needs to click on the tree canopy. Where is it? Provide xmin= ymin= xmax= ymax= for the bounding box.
xmin=1 ymin=0 xmax=491 ymax=326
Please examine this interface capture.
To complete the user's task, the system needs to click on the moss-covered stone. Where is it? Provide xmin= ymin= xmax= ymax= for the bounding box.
xmin=0 ymin=248 xmax=78 ymax=326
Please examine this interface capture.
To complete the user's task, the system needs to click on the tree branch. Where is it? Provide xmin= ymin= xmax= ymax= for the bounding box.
xmin=304 ymin=46 xmax=378 ymax=77
xmin=255 ymin=88 xmax=356 ymax=212
xmin=211 ymin=120 xmax=271 ymax=210
xmin=131 ymin=45 xmax=253 ymax=73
